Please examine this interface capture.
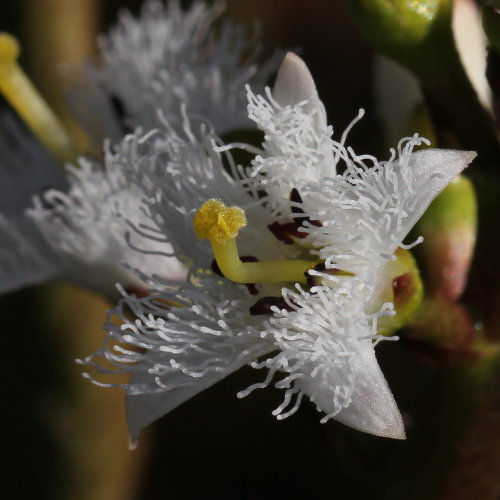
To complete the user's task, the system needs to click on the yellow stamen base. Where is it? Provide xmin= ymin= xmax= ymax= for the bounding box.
xmin=194 ymin=199 xmax=313 ymax=284
xmin=0 ymin=33 xmax=77 ymax=164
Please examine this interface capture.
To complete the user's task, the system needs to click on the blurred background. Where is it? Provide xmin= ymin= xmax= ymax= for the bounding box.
xmin=1 ymin=0 xmax=499 ymax=499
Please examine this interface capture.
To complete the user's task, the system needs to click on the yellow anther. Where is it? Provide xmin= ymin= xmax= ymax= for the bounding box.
xmin=194 ymin=200 xmax=314 ymax=285
xmin=0 ymin=33 xmax=77 ymax=164
xmin=194 ymin=199 xmax=247 ymax=243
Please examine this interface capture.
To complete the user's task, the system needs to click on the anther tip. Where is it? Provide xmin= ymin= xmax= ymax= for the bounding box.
xmin=0 ymin=33 xmax=20 ymax=67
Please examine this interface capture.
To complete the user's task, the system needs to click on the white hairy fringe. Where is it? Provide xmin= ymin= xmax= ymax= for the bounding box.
xmin=300 ymin=135 xmax=430 ymax=282
xmin=79 ymin=275 xmax=273 ymax=393
xmin=27 ymin=131 xmax=185 ymax=281
xmin=78 ymin=75 xmax=476 ymax=439
xmin=121 ymin=114 xmax=298 ymax=274
xmin=238 ymin=283 xmax=395 ymax=421
xmin=245 ymin=85 xmax=335 ymax=216
xmin=242 ymin=86 xmax=435 ymax=285
xmin=73 ymin=0 xmax=282 ymax=144
xmin=81 ymin=271 xmax=395 ymax=427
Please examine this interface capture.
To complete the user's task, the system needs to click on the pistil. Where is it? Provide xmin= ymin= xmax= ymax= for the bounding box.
xmin=194 ymin=199 xmax=314 ymax=284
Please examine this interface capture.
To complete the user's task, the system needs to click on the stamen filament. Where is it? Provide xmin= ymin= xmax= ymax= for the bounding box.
xmin=194 ymin=199 xmax=313 ymax=285
xmin=0 ymin=33 xmax=77 ymax=164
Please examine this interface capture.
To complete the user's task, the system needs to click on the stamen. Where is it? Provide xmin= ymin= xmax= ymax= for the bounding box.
xmin=194 ymin=199 xmax=314 ymax=284
xmin=0 ymin=33 xmax=77 ymax=163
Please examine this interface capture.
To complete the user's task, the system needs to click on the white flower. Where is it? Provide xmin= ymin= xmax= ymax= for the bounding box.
xmin=73 ymin=0 xmax=281 ymax=143
xmin=81 ymin=53 xmax=475 ymax=445
xmin=0 ymin=110 xmax=184 ymax=298
xmin=0 ymin=1 xmax=279 ymax=299
xmin=27 ymin=132 xmax=187 ymax=298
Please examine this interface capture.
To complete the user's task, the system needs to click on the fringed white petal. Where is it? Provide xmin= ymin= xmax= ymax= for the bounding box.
xmin=333 ymin=346 xmax=404 ymax=439
xmin=246 ymin=86 xmax=334 ymax=215
xmin=246 ymin=56 xmax=475 ymax=283
xmin=27 ymin=133 xmax=187 ymax=290
xmin=125 ymin=340 xmax=271 ymax=446
xmin=80 ymin=276 xmax=274 ymax=443
xmin=301 ymin=143 xmax=476 ymax=284
xmin=246 ymin=282 xmax=404 ymax=438
xmin=128 ymin=119 xmax=297 ymax=271
xmin=72 ymin=0 xmax=281 ymax=143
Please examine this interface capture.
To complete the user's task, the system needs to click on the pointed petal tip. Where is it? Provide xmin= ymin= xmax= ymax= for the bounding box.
xmin=465 ymin=150 xmax=478 ymax=163
xmin=394 ymin=430 xmax=406 ymax=440
xmin=128 ymin=436 xmax=139 ymax=451
xmin=450 ymin=149 xmax=477 ymax=166
xmin=281 ymin=51 xmax=308 ymax=71
xmin=318 ymin=346 xmax=407 ymax=441
xmin=417 ymin=148 xmax=477 ymax=167
xmin=411 ymin=148 xmax=478 ymax=190
xmin=273 ymin=52 xmax=316 ymax=107
xmin=335 ymin=407 xmax=406 ymax=440
xmin=273 ymin=51 xmax=327 ymax=130
xmin=369 ymin=419 xmax=406 ymax=440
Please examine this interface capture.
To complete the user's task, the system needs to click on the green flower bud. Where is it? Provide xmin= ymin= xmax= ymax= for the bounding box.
xmin=346 ymin=0 xmax=454 ymax=74
xmin=416 ymin=175 xmax=477 ymax=301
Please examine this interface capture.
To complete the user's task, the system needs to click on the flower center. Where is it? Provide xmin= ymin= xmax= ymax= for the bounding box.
xmin=194 ymin=199 xmax=423 ymax=332
xmin=0 ymin=33 xmax=77 ymax=163
xmin=193 ymin=199 xmax=315 ymax=284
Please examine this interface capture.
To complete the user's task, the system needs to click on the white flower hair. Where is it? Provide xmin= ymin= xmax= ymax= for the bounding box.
xmin=73 ymin=0 xmax=282 ymax=143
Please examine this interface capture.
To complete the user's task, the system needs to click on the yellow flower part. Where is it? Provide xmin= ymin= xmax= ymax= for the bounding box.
xmin=193 ymin=199 xmax=247 ymax=243
xmin=0 ymin=33 xmax=77 ymax=164
xmin=194 ymin=199 xmax=313 ymax=284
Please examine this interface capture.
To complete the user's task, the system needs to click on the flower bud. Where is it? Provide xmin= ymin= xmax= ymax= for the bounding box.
xmin=416 ymin=175 xmax=477 ymax=301
xmin=346 ymin=0 xmax=453 ymax=74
